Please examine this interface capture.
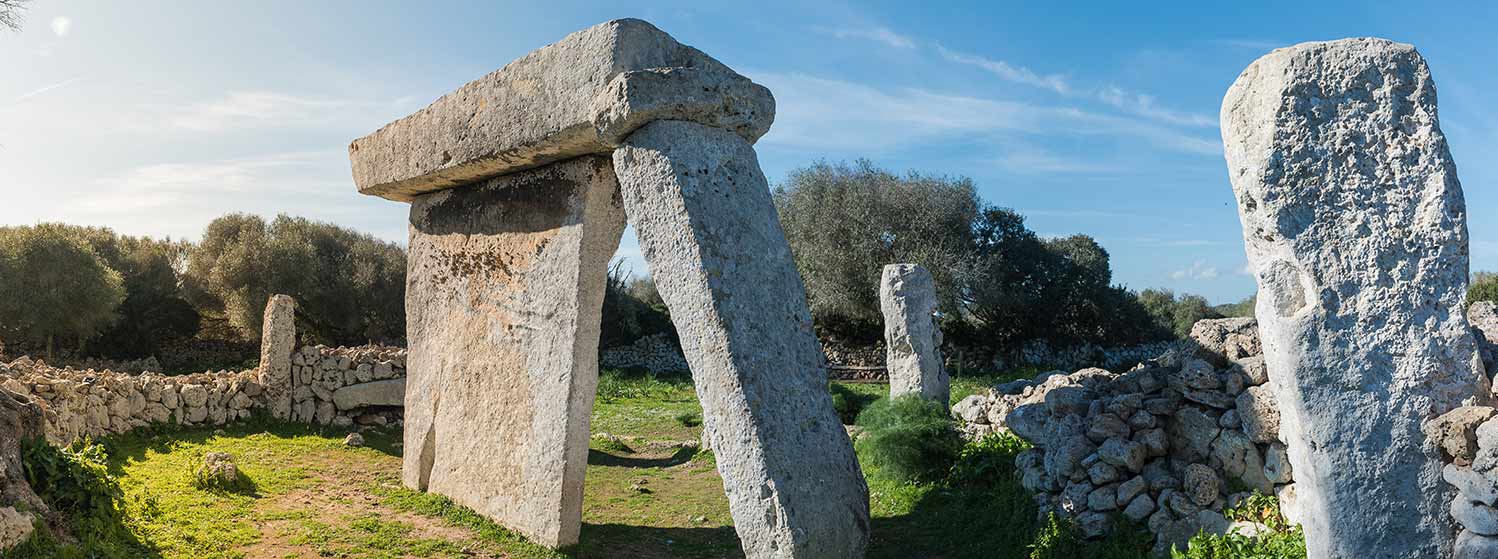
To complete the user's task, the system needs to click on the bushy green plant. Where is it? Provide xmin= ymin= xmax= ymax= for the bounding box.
xmin=1471 ymin=272 xmax=1498 ymax=308
xmin=1172 ymin=492 xmax=1306 ymax=559
xmin=947 ymin=432 xmax=1029 ymax=488
xmin=854 ymin=395 xmax=963 ymax=483
xmin=21 ymin=437 xmax=121 ymax=516
xmin=829 ymin=383 xmax=879 ymax=425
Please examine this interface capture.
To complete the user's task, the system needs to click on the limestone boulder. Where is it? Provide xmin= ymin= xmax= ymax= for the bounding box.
xmin=1426 ymin=407 xmax=1498 ymax=466
xmin=332 ymin=379 xmax=406 ymax=411
xmin=1187 ymin=317 xmax=1260 ymax=367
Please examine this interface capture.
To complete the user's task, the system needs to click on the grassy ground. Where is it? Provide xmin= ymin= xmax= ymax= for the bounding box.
xmin=8 ymin=369 xmax=1296 ymax=559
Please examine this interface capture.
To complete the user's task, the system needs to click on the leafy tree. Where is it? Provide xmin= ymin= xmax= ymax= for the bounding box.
xmin=184 ymin=214 xmax=405 ymax=346
xmin=1213 ymin=294 xmax=1256 ymax=319
xmin=1138 ymin=288 xmax=1224 ymax=338
xmin=0 ymin=226 xmax=126 ymax=360
xmin=599 ymin=262 xmax=674 ymax=349
xmin=36 ymin=224 xmax=199 ymax=358
xmin=775 ymin=159 xmax=978 ymax=341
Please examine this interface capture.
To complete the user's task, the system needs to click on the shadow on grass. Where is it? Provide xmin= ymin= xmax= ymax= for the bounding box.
xmin=574 ymin=524 xmax=742 ymax=559
xmin=587 ymin=446 xmax=696 ymax=468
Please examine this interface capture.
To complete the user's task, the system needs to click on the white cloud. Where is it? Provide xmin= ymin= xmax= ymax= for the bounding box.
xmin=815 ymin=26 xmax=916 ymax=49
xmin=170 ymin=91 xmax=349 ymax=132
xmin=1171 ymin=259 xmax=1220 ymax=280
xmin=50 ymin=16 xmax=71 ymax=37
xmin=994 ymin=149 xmax=1124 ymax=175
xmin=935 ymin=45 xmax=1072 ymax=95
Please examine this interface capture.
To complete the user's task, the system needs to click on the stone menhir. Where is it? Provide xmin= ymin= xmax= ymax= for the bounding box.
xmin=1221 ymin=38 xmax=1490 ymax=558
xmin=878 ymin=264 xmax=947 ymax=409
xmin=349 ymin=19 xmax=869 ymax=556
xmin=257 ymin=294 xmax=296 ymax=420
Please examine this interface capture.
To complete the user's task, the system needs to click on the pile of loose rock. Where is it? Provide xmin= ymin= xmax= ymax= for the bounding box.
xmin=1429 ymin=406 xmax=1498 ymax=558
xmin=953 ymin=318 xmax=1294 ymax=554
xmin=0 ymin=357 xmax=263 ymax=444
xmin=290 ymin=344 xmax=406 ymax=427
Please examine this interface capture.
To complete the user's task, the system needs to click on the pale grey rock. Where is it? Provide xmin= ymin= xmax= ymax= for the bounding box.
xmin=1117 ymin=475 xmax=1147 ymax=505
xmin=1188 ymin=317 xmax=1260 ymax=367
xmin=953 ymin=395 xmax=986 ymax=423
xmin=880 ymin=264 xmax=948 ymax=409
xmin=1223 ymin=37 xmax=1489 ymax=558
xmin=1235 ymin=385 xmax=1280 ymax=444
xmin=1088 ymin=461 xmax=1120 ymax=485
xmin=1454 ymin=499 xmax=1498 ymax=536
xmin=349 ymin=19 xmax=772 ymax=202
xmin=1166 ymin=407 xmax=1219 ymax=462
xmin=613 ymin=119 xmax=870 ymax=557
xmin=403 ymin=157 xmax=626 ymax=548
xmin=1456 ymin=530 xmax=1498 ymax=559
xmin=1470 ymin=301 xmax=1498 ymax=374
xmin=1212 ymin=429 xmax=1272 ymax=492
xmin=332 ymin=379 xmax=406 ymax=411
xmin=1135 ymin=427 xmax=1169 ymax=457
xmin=0 ymin=507 xmax=34 ymax=552
xmin=1088 ymin=484 xmax=1118 ymax=512
xmin=1123 ymin=493 xmax=1156 ymax=522
xmin=1231 ymin=355 xmax=1269 ymax=386
xmin=180 ymin=385 xmax=208 ymax=408
xmin=1264 ymin=442 xmax=1293 ymax=484
xmin=1176 ymin=359 xmax=1221 ymax=390
xmin=1098 ymin=437 xmax=1146 ymax=473
xmin=1446 ymin=464 xmax=1498 ymax=506
xmin=1185 ymin=463 xmax=1219 ymax=506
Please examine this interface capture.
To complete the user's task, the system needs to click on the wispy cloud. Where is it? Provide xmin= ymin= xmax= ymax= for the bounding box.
xmin=1171 ymin=259 xmax=1221 ymax=280
xmin=170 ymin=91 xmax=349 ymax=132
xmin=1097 ymin=86 xmax=1216 ymax=128
xmin=751 ymin=71 xmax=1222 ymax=157
xmin=994 ymin=150 xmax=1124 ymax=175
xmin=935 ymin=45 xmax=1072 ymax=95
xmin=813 ymin=26 xmax=916 ymax=49
xmin=13 ymin=77 xmax=83 ymax=103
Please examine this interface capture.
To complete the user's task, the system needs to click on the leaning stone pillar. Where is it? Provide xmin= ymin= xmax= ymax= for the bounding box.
xmin=1221 ymin=38 xmax=1489 ymax=558
xmin=403 ymin=157 xmax=624 ymax=548
xmin=613 ymin=120 xmax=871 ymax=557
xmin=879 ymin=264 xmax=947 ymax=409
xmin=257 ymin=294 xmax=296 ymax=420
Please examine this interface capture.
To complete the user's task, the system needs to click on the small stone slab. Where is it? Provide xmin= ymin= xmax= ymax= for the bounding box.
xmin=331 ymin=378 xmax=405 ymax=411
xmin=349 ymin=19 xmax=773 ymax=201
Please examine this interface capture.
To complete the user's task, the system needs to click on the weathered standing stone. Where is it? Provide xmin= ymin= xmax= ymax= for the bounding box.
xmin=403 ymin=157 xmax=626 ymax=548
xmin=879 ymin=264 xmax=948 ymax=409
xmin=1222 ymin=38 xmax=1490 ymax=558
xmin=257 ymin=295 xmax=296 ymax=420
xmin=613 ymin=119 xmax=870 ymax=557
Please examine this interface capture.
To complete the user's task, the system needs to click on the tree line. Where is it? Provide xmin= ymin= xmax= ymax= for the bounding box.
xmin=3 ymin=159 xmax=1257 ymax=366
xmin=0 ymin=217 xmax=404 ymax=362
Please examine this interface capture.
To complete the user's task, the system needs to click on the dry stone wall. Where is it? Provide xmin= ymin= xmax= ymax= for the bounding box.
xmin=290 ymin=344 xmax=407 ymax=428
xmin=953 ymin=318 xmax=1293 ymax=555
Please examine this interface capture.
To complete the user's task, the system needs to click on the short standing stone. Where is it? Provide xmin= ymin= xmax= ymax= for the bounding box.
xmin=880 ymin=264 xmax=948 ymax=409
xmin=1222 ymin=37 xmax=1489 ymax=558
xmin=257 ymin=295 xmax=296 ymax=420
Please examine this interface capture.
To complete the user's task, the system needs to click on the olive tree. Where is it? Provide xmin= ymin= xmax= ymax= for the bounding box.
xmin=0 ymin=225 xmax=126 ymax=360
xmin=185 ymin=214 xmax=406 ymax=345
xmin=775 ymin=160 xmax=978 ymax=340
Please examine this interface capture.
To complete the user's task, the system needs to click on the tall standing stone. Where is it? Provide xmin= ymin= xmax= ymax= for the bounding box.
xmin=403 ymin=156 xmax=625 ymax=548
xmin=257 ymin=294 xmax=296 ymax=420
xmin=879 ymin=264 xmax=947 ymax=409
xmin=613 ymin=120 xmax=871 ymax=558
xmin=1221 ymin=38 xmax=1489 ymax=558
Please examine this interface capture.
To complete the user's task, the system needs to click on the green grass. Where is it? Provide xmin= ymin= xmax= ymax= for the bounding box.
xmin=10 ymin=370 xmax=1302 ymax=559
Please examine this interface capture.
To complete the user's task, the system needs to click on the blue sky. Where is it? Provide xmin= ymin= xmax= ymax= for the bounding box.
xmin=5 ymin=1 xmax=1498 ymax=304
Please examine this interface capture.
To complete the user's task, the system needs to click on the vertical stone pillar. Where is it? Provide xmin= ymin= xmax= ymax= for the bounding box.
xmin=880 ymin=264 xmax=947 ymax=409
xmin=612 ymin=120 xmax=871 ymax=558
xmin=1221 ymin=38 xmax=1489 ymax=558
xmin=402 ymin=156 xmax=625 ymax=548
xmin=258 ymin=294 xmax=296 ymax=420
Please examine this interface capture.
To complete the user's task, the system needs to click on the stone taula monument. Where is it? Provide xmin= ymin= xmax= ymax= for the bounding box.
xmin=1222 ymin=38 xmax=1490 ymax=557
xmin=347 ymin=19 xmax=870 ymax=558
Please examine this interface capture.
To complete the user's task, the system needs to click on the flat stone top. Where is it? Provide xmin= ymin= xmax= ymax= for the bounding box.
xmin=349 ymin=18 xmax=773 ymax=202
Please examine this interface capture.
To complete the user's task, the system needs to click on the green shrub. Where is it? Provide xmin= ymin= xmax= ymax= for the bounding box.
xmin=1472 ymin=272 xmax=1498 ymax=308
xmin=854 ymin=395 xmax=963 ymax=483
xmin=1027 ymin=513 xmax=1153 ymax=559
xmin=15 ymin=437 xmax=148 ymax=558
xmin=829 ymin=383 xmax=879 ymax=425
xmin=1173 ymin=492 xmax=1306 ymax=559
xmin=947 ymin=431 xmax=1029 ymax=488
